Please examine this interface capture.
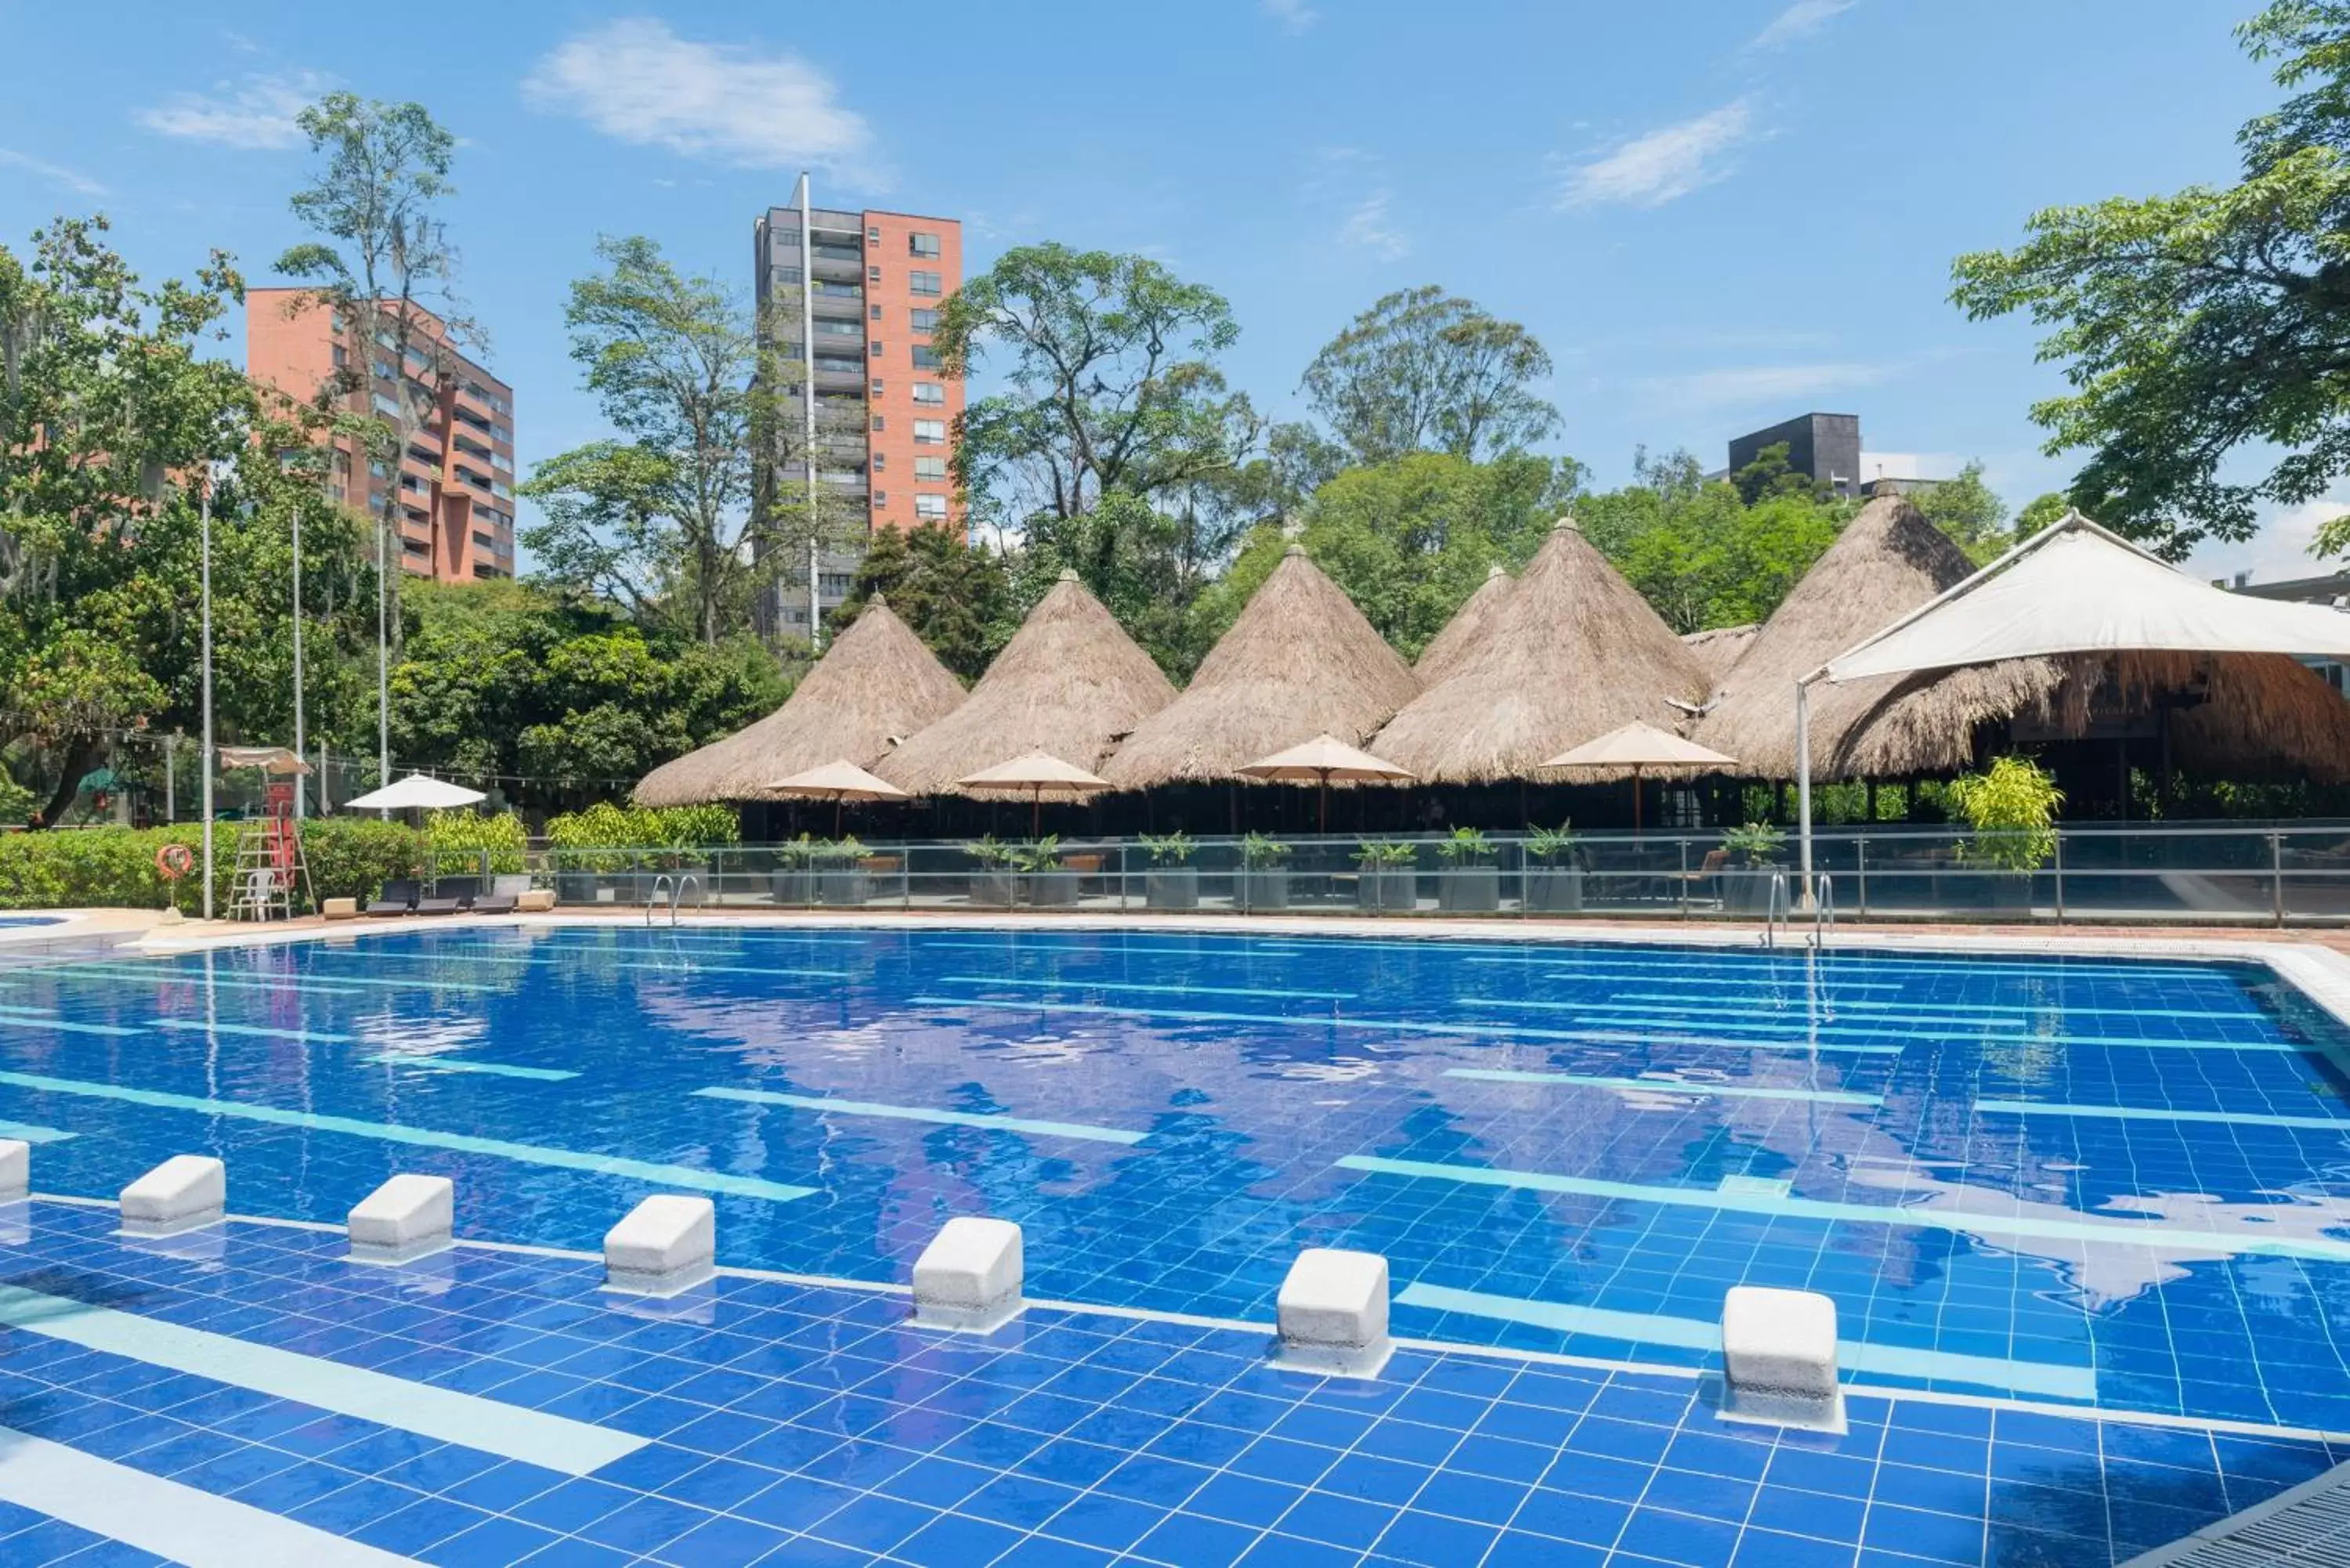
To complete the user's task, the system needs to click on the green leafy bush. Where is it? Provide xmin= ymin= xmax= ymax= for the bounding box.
xmin=1720 ymin=822 xmax=1786 ymax=865
xmin=1014 ymin=835 xmax=1065 ymax=873
xmin=543 ymin=801 xmax=739 ymax=868
xmin=963 ymin=834 xmax=1013 ymax=868
xmin=425 ymin=810 xmax=526 ymax=876
xmin=1525 ymin=822 xmax=1580 ymax=864
xmin=1950 ymin=756 xmax=2064 ymax=873
xmin=0 ymin=818 xmax=421 ymax=913
xmin=1435 ymin=826 xmax=1493 ymax=865
xmin=1138 ymin=831 xmax=1195 ymax=865
xmin=1353 ymin=838 xmax=1419 ymax=868
xmin=1240 ymin=832 xmax=1290 ymax=867
xmin=815 ymin=835 xmax=867 ymax=865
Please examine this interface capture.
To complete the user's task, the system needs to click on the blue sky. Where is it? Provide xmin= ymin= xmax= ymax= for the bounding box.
xmin=0 ymin=2 xmax=2313 ymax=583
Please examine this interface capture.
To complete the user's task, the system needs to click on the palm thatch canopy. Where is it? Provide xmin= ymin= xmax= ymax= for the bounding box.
xmin=1101 ymin=545 xmax=1419 ymax=789
xmin=1370 ymin=518 xmax=1712 ymax=783
xmin=1681 ymin=623 xmax=1758 ymax=681
xmin=877 ymin=571 xmax=1177 ymax=796
xmin=1414 ymin=563 xmax=1514 ymax=686
xmin=1690 ymin=494 xmax=2350 ymax=782
xmin=633 ymin=598 xmax=964 ymax=807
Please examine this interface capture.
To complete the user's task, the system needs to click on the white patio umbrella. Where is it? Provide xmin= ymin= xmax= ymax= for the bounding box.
xmin=1238 ymin=733 xmax=1412 ymax=833
xmin=342 ymin=774 xmax=486 ymax=811
xmin=1542 ymin=721 xmax=1737 ymax=832
xmin=771 ymin=759 xmax=907 ymax=835
xmin=956 ymin=752 xmax=1111 ymax=833
xmin=1793 ymin=510 xmax=2350 ymax=886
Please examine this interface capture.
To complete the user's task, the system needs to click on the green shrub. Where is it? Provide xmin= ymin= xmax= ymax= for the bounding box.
xmin=1720 ymin=822 xmax=1786 ymax=865
xmin=1950 ymin=756 xmax=2064 ymax=873
xmin=1240 ymin=832 xmax=1289 ymax=867
xmin=544 ymin=801 xmax=740 ymax=867
xmin=1353 ymin=838 xmax=1419 ymax=868
xmin=0 ymin=818 xmax=422 ymax=913
xmin=425 ymin=810 xmax=526 ymax=876
xmin=1138 ymin=831 xmax=1195 ymax=865
xmin=1435 ymin=826 xmax=1493 ymax=865
xmin=964 ymin=835 xmax=1012 ymax=868
xmin=1014 ymin=835 xmax=1065 ymax=873
xmin=1526 ymin=822 xmax=1580 ymax=865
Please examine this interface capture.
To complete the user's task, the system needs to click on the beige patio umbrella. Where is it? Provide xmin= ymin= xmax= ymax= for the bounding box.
xmin=770 ymin=759 xmax=908 ymax=835
xmin=1238 ymin=733 xmax=1413 ymax=833
xmin=1542 ymin=721 xmax=1737 ymax=832
xmin=956 ymin=753 xmax=1111 ymax=833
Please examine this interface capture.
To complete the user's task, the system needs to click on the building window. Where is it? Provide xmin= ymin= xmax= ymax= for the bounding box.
xmin=870 ymin=340 xmax=884 ymax=357
xmin=815 ymin=320 xmax=860 ymax=338
xmin=472 ymin=530 xmax=494 ymax=549
xmin=909 ymin=269 xmax=942 ymax=297
xmin=909 ymin=308 xmax=939 ymax=333
xmin=866 ymin=226 xmax=881 ymax=243
xmin=914 ymin=457 xmax=947 ymax=481
xmin=911 ymin=345 xmax=942 ymax=370
xmin=870 ymin=379 xmax=885 ymax=395
xmin=871 ymin=415 xmax=885 ymax=432
xmin=867 ymin=266 xmax=881 ymax=284
xmin=403 ymin=536 xmax=429 ymax=555
xmin=915 ymin=494 xmax=948 ymax=521
xmin=873 ymin=491 xmax=887 ymax=506
xmin=913 ymin=418 xmax=945 ymax=443
xmin=909 ymin=232 xmax=940 ymax=258
xmin=913 ymin=382 xmax=945 ymax=406
xmin=871 ymin=453 xmax=886 ymax=471
xmin=772 ymin=265 xmax=803 ymax=287
xmin=870 ymin=305 xmax=883 ymax=321
xmin=331 ymin=344 xmax=348 ymax=368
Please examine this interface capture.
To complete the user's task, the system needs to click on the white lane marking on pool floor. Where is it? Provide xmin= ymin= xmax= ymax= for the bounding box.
xmin=933 ymin=972 xmax=1357 ymax=1002
xmin=308 ymin=948 xmax=853 ymax=982
xmin=1394 ymin=1282 xmax=2097 ymax=1401
xmin=360 ymin=1054 xmax=579 ymax=1082
xmin=16 ymin=965 xmax=372 ymax=997
xmin=0 ymin=1069 xmax=815 ymax=1202
xmin=1443 ymin=1068 xmax=1882 ymax=1106
xmin=0 ymin=1425 xmax=423 ymax=1568
xmin=0 ymin=1119 xmax=71 ymax=1143
xmin=1338 ymin=1154 xmax=2350 ymax=1262
xmin=0 ymin=1009 xmax=139 ymax=1039
xmin=909 ymin=994 xmax=1906 ymax=1055
xmin=696 ymin=1086 xmax=1147 ymax=1143
xmin=154 ymin=1018 xmax=355 ymax=1044
xmin=0 ymin=1284 xmax=644 ymax=1476
xmin=1975 ymin=1098 xmax=2350 ymax=1134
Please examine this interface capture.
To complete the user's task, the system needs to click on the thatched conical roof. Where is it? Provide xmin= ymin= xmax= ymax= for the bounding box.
xmin=1682 ymin=623 xmax=1758 ymax=681
xmin=1101 ymin=546 xmax=1419 ymax=789
xmin=877 ymin=570 xmax=1177 ymax=795
xmin=633 ymin=598 xmax=964 ymax=806
xmin=1370 ymin=518 xmax=1712 ymax=782
xmin=1693 ymin=495 xmax=2066 ymax=779
xmin=1415 ymin=563 xmax=1514 ymax=685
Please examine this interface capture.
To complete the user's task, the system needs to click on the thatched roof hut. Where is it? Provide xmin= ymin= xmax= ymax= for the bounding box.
xmin=1102 ymin=545 xmax=1419 ymax=789
xmin=1691 ymin=494 xmax=2350 ymax=782
xmin=1415 ymin=563 xmax=1513 ymax=686
xmin=1682 ymin=623 xmax=1758 ymax=680
xmin=877 ymin=570 xmax=1177 ymax=795
xmin=1371 ymin=518 xmax=1712 ymax=782
xmin=633 ymin=597 xmax=964 ymax=807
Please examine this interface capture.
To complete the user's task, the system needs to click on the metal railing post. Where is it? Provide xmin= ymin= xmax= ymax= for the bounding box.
xmin=1854 ymin=836 xmax=1867 ymax=923
xmin=2052 ymin=831 xmax=2065 ymax=926
xmin=2273 ymin=832 xmax=2287 ymax=927
xmin=1678 ymin=836 xmax=1690 ymax=919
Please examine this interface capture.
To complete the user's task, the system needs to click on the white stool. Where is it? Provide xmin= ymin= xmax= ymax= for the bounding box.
xmin=1274 ymin=1248 xmax=1393 ymax=1377
xmin=1720 ymin=1285 xmax=1844 ymax=1430
xmin=911 ymin=1218 xmax=1025 ymax=1332
xmin=604 ymin=1195 xmax=714 ymax=1296
xmin=120 ymin=1155 xmax=225 ymax=1238
xmin=0 ymin=1139 xmax=27 ymax=1202
xmin=347 ymin=1175 xmax=454 ymax=1265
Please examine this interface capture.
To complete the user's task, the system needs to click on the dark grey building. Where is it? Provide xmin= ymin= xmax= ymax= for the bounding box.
xmin=1726 ymin=413 xmax=1863 ymax=498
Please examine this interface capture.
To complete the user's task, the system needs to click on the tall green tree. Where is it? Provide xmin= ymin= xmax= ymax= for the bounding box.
xmin=522 ymin=236 xmax=785 ymax=645
xmin=1952 ymin=2 xmax=2350 ymax=557
xmin=830 ymin=522 xmax=1010 ymax=681
xmin=1579 ymin=449 xmax=1853 ymax=633
xmin=1911 ymin=461 xmax=2011 ymax=562
xmin=1300 ymin=286 xmax=1561 ymax=466
xmin=275 ymin=92 xmax=471 ymax=772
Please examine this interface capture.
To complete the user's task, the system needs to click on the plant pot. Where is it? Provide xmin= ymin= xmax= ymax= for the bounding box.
xmin=817 ymin=869 xmax=870 ymax=906
xmin=769 ymin=869 xmax=813 ymax=905
xmin=555 ymin=871 xmax=598 ymax=905
xmin=1242 ymin=868 xmax=1290 ymax=911
xmin=1978 ymin=871 xmax=2035 ymax=916
xmin=1524 ymin=865 xmax=1584 ymax=913
xmin=970 ymin=869 xmax=1019 ymax=908
xmin=1146 ymin=867 xmax=1199 ymax=911
xmin=1028 ymin=870 xmax=1079 ymax=908
xmin=1357 ymin=868 xmax=1415 ymax=912
xmin=1725 ymin=862 xmax=1783 ymax=915
xmin=1440 ymin=864 xmax=1501 ymax=912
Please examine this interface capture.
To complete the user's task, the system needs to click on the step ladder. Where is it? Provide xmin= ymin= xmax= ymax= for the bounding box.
xmin=224 ymin=810 xmax=311 ymax=923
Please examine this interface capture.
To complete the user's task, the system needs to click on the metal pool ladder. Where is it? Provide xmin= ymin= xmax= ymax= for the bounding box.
xmin=1762 ymin=869 xmax=1789 ymax=948
xmin=1809 ymin=874 xmax=1836 ymax=948
xmin=645 ymin=873 xmax=702 ymax=927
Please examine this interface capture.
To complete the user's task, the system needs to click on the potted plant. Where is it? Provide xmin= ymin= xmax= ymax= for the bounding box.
xmin=1950 ymin=756 xmax=2063 ymax=915
xmin=1354 ymin=839 xmax=1419 ymax=912
xmin=1021 ymin=835 xmax=1079 ymax=907
xmin=1523 ymin=822 xmax=1585 ymax=913
xmin=1139 ymin=832 xmax=1199 ymax=911
xmin=815 ymin=835 xmax=870 ymax=906
xmin=1240 ymin=832 xmax=1291 ymax=912
xmin=1719 ymin=822 xmax=1787 ymax=915
xmin=769 ymin=834 xmax=816 ymax=905
xmin=1436 ymin=826 xmax=1500 ymax=912
xmin=965 ymin=835 xmax=1018 ymax=908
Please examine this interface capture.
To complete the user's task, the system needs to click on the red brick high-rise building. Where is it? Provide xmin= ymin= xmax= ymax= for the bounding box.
xmin=246 ymin=287 xmax=518 ymax=583
xmin=754 ymin=176 xmax=964 ymax=641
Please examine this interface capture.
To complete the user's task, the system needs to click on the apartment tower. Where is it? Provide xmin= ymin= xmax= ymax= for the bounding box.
xmin=754 ymin=175 xmax=964 ymax=641
xmin=246 ymin=287 xmax=519 ymax=583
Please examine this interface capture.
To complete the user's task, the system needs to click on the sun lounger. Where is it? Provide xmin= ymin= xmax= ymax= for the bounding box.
xmin=365 ymin=879 xmax=420 ymax=917
xmin=468 ymin=875 xmax=529 ymax=916
xmin=414 ymin=876 xmax=475 ymax=916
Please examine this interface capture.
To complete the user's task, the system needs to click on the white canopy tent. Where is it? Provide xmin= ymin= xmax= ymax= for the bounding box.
xmin=1795 ymin=511 xmax=2350 ymax=888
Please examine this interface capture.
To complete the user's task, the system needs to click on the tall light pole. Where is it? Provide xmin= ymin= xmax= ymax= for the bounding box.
xmin=291 ymin=504 xmax=306 ymax=818
xmin=199 ymin=471 xmax=217 ymax=920
xmin=376 ymin=509 xmax=389 ymax=799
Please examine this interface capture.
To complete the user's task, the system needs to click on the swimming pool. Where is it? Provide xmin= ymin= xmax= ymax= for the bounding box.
xmin=5 ymin=922 xmax=2349 ymax=1437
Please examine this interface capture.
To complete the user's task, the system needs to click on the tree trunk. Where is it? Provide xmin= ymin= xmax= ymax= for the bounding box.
xmin=39 ymin=736 xmax=102 ymax=829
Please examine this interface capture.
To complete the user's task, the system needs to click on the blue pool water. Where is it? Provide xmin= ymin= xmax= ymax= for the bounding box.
xmin=4 ymin=923 xmax=2349 ymax=1436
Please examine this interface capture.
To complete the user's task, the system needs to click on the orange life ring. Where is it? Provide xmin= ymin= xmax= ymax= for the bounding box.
xmin=155 ymin=843 xmax=194 ymax=880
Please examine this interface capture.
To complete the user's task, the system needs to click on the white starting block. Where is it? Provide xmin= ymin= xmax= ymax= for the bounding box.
xmin=346 ymin=1175 xmax=454 ymax=1266
xmin=603 ymin=1195 xmax=714 ymax=1296
xmin=120 ymin=1155 xmax=226 ymax=1238
xmin=0 ymin=1139 xmax=27 ymax=1202
xmin=1720 ymin=1285 xmax=1844 ymax=1430
xmin=1273 ymin=1248 xmax=1393 ymax=1378
xmin=911 ymin=1218 xmax=1025 ymax=1332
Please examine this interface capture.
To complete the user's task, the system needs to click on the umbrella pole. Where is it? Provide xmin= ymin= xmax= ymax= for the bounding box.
xmin=833 ymin=795 xmax=843 ymax=836
xmin=1632 ymin=768 xmax=1643 ymax=833
xmin=1318 ymin=771 xmax=1329 ymax=836
xmin=1031 ymin=786 xmax=1041 ymax=837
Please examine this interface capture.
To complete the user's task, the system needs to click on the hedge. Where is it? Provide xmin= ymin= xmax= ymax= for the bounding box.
xmin=0 ymin=818 xmax=424 ymax=914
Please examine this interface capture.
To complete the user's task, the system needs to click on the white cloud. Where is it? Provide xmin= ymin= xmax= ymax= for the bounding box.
xmin=523 ymin=18 xmax=874 ymax=178
xmin=136 ymin=70 xmax=327 ymax=149
xmin=1339 ymin=191 xmax=1408 ymax=259
xmin=1262 ymin=0 xmax=1320 ymax=34
xmin=1639 ymin=359 xmax=1894 ymax=410
xmin=0 ymin=148 xmax=107 ymax=197
xmin=1750 ymin=0 xmax=1855 ymax=49
xmin=1555 ymin=99 xmax=1754 ymax=210
xmin=2188 ymin=498 xmax=2349 ymax=587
